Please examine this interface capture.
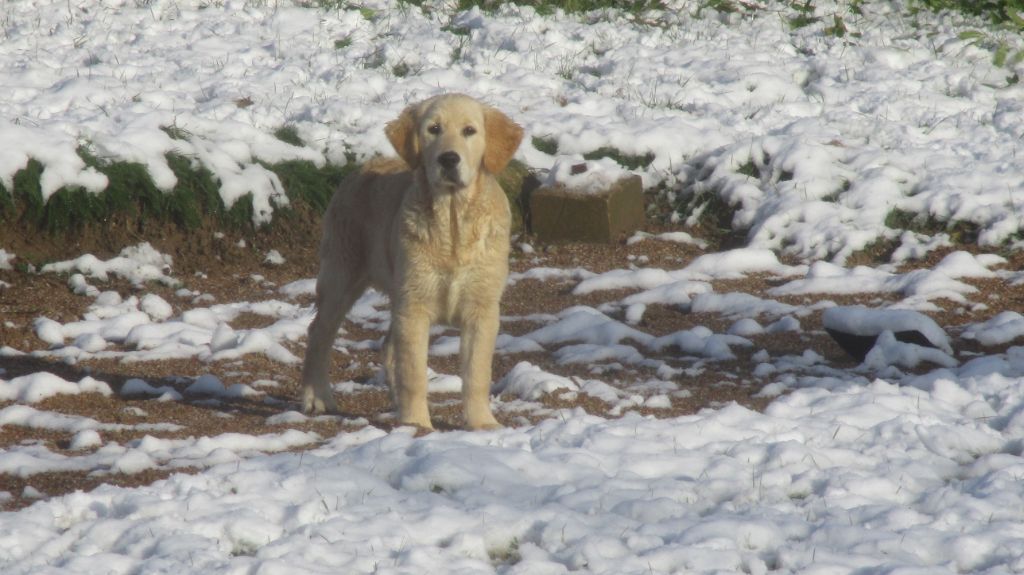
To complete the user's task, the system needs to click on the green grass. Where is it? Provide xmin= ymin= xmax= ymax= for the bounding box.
xmin=266 ymin=159 xmax=356 ymax=213
xmin=164 ymin=153 xmax=245 ymax=229
xmin=788 ymin=0 xmax=820 ymax=29
xmin=735 ymin=157 xmax=793 ymax=183
xmin=736 ymin=159 xmax=761 ymax=179
xmin=301 ymin=0 xmax=377 ymax=19
xmin=487 ymin=537 xmax=522 ymax=566
xmin=0 ymin=149 xmax=211 ymax=234
xmin=273 ymin=125 xmax=304 ymax=147
xmin=530 ymin=138 xmax=655 ymax=171
xmin=532 ymin=137 xmax=558 ymax=155
xmin=914 ymin=0 xmax=1024 ymax=25
xmin=884 ymin=208 xmax=981 ymax=244
xmin=0 ymin=146 xmax=357 ymax=236
xmin=673 ymin=189 xmax=747 ymax=249
xmin=452 ymin=0 xmax=664 ymax=16
xmin=304 ymin=0 xmax=1023 ymax=29
xmin=582 ymin=147 xmax=655 ymax=171
xmin=392 ymin=61 xmax=412 ymax=78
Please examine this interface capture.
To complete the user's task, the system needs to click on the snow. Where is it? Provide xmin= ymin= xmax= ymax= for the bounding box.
xmin=140 ymin=294 xmax=174 ymax=322
xmin=6 ymin=385 xmax=1024 ymax=573
xmin=769 ymin=259 xmax=988 ymax=309
xmin=3 ymin=0 xmax=1024 ymax=573
xmin=120 ymin=379 xmax=184 ymax=402
xmin=7 ymin=277 xmax=1024 ymax=574
xmin=264 ymin=249 xmax=286 ymax=266
xmin=495 ymin=361 xmax=578 ymax=400
xmin=0 ymin=0 xmax=1020 ymax=250
xmin=863 ymin=330 xmax=959 ymax=371
xmin=823 ymin=305 xmax=954 ymax=355
xmin=545 ymin=156 xmax=632 ymax=193
xmin=574 ymin=248 xmax=800 ymax=298
xmin=40 ymin=243 xmax=178 ymax=288
xmin=0 ymin=373 xmax=112 ymax=403
xmin=964 ymin=312 xmax=1024 ymax=347
xmin=627 ymin=230 xmax=708 ymax=249
xmin=31 ymin=293 xmax=309 ymax=364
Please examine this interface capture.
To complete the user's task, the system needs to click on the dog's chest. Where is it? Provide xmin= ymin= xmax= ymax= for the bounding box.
xmin=398 ymin=253 xmax=506 ymax=325
xmin=401 ymin=192 xmax=502 ymax=264
xmin=399 ymin=213 xmax=508 ymax=324
xmin=394 ymin=186 xmax=511 ymax=321
xmin=441 ymin=269 xmax=486 ymax=322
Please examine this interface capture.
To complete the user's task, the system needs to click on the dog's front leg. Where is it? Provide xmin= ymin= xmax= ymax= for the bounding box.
xmin=391 ymin=308 xmax=433 ymax=430
xmin=460 ymin=306 xmax=502 ymax=430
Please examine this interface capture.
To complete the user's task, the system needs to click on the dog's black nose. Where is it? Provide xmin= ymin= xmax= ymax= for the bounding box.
xmin=438 ymin=151 xmax=460 ymax=169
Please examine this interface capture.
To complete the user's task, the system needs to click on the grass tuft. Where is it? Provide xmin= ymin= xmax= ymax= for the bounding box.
xmin=736 ymin=159 xmax=761 ymax=179
xmin=268 ymin=160 xmax=357 ymax=213
xmin=0 ymin=159 xmax=46 ymax=227
xmin=454 ymin=0 xmax=664 ymax=16
xmin=165 ymin=153 xmax=230 ymax=229
xmin=788 ymin=0 xmax=820 ymax=29
xmin=392 ymin=61 xmax=412 ymax=78
xmin=530 ymin=138 xmax=654 ymax=171
xmin=824 ymin=13 xmax=849 ymax=37
xmin=582 ymin=147 xmax=655 ymax=170
xmin=914 ymin=0 xmax=1024 ymax=25
xmin=884 ymin=208 xmax=980 ymax=244
xmin=162 ymin=125 xmax=192 ymax=141
xmin=487 ymin=537 xmax=522 ymax=566
xmin=273 ymin=125 xmax=304 ymax=147
xmin=674 ymin=189 xmax=746 ymax=249
xmin=532 ymin=137 xmax=558 ymax=155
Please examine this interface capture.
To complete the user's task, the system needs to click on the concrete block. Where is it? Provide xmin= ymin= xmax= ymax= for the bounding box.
xmin=526 ymin=173 xmax=645 ymax=243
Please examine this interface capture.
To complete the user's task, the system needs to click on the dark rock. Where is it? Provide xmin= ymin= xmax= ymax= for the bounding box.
xmin=825 ymin=328 xmax=938 ymax=362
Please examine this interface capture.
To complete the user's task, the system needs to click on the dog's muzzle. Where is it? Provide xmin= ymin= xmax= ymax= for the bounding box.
xmin=438 ymin=151 xmax=460 ymax=169
xmin=437 ymin=151 xmax=462 ymax=184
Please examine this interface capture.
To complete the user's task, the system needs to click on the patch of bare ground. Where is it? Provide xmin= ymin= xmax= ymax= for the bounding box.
xmin=2 ymin=218 xmax=1022 ymax=511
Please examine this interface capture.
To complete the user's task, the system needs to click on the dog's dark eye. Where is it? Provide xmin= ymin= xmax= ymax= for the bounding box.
xmin=427 ymin=124 xmax=442 ymax=135
xmin=462 ymin=126 xmax=477 ymax=137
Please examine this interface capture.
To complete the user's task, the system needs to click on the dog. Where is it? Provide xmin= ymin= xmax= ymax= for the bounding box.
xmin=300 ymin=94 xmax=524 ymax=430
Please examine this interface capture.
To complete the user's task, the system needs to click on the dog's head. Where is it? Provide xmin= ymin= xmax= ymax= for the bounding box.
xmin=385 ymin=94 xmax=523 ymax=192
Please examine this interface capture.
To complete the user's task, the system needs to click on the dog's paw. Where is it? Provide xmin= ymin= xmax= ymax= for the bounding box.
xmin=465 ymin=413 xmax=503 ymax=431
xmin=301 ymin=386 xmax=338 ymax=415
xmin=398 ymin=417 xmax=435 ymax=431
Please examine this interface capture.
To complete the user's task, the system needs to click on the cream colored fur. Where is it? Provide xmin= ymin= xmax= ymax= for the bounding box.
xmin=300 ymin=94 xmax=524 ymax=430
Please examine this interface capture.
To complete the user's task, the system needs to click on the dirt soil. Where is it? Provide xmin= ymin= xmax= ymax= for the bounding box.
xmin=1 ymin=209 xmax=1022 ymax=511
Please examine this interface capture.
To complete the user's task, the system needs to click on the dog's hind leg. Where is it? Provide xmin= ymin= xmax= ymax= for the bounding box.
xmin=381 ymin=329 xmax=397 ymax=409
xmin=301 ymin=262 xmax=367 ymax=414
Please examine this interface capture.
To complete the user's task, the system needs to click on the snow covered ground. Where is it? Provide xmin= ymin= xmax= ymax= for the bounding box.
xmin=3 ymin=0 xmax=1024 ymax=573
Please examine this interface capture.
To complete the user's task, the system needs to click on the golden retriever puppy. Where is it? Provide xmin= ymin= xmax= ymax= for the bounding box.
xmin=300 ymin=94 xmax=523 ymax=430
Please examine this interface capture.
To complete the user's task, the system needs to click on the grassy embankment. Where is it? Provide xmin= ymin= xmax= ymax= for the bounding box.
xmin=2 ymin=0 xmax=1020 ymax=257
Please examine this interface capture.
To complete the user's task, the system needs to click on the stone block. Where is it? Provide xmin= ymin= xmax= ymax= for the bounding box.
xmin=526 ymin=173 xmax=645 ymax=243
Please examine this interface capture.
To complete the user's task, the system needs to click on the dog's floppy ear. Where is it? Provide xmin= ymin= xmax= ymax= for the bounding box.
xmin=385 ymin=104 xmax=420 ymax=168
xmin=482 ymin=106 xmax=524 ymax=174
